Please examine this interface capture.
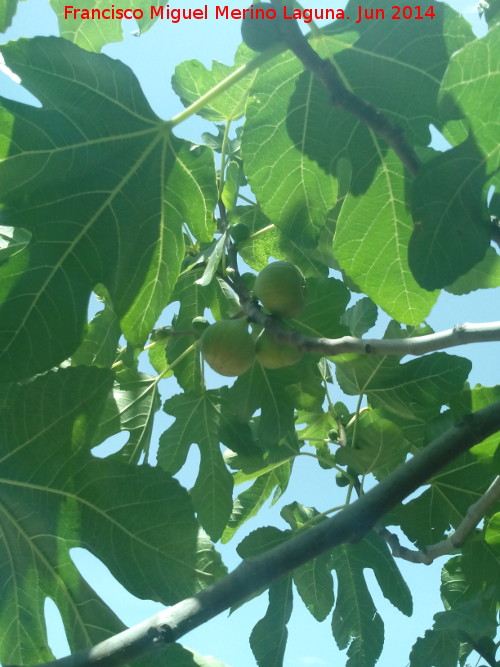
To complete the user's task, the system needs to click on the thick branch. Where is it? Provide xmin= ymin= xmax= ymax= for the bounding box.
xmin=273 ymin=4 xmax=420 ymax=177
xmin=376 ymin=475 xmax=500 ymax=564
xmin=34 ymin=401 xmax=500 ymax=667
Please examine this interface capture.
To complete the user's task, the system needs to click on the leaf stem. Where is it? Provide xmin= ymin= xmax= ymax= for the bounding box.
xmin=169 ymin=48 xmax=282 ymax=127
xmin=217 ymin=120 xmax=232 ymax=199
xmin=237 ymin=192 xmax=257 ymax=206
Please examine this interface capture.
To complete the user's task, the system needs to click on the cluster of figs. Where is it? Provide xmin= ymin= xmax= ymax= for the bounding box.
xmin=200 ymin=261 xmax=306 ymax=377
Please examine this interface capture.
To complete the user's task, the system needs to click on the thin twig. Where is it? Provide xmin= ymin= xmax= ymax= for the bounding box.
xmin=376 ymin=476 xmax=500 ymax=564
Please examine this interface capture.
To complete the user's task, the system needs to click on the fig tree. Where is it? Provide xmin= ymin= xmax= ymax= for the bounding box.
xmin=200 ymin=319 xmax=255 ymax=377
xmin=254 ymin=261 xmax=306 ymax=318
xmin=255 ymin=330 xmax=302 ymax=369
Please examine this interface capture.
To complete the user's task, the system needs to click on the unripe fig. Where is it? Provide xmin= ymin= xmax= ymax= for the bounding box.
xmin=240 ymin=272 xmax=256 ymax=292
xmin=316 ymin=442 xmax=336 ymax=469
xmin=230 ymin=222 xmax=251 ymax=244
xmin=335 ymin=471 xmax=349 ymax=487
xmin=200 ymin=319 xmax=255 ymax=377
xmin=241 ymin=3 xmax=283 ymax=52
xmin=255 ymin=330 xmax=302 ymax=369
xmin=253 ymin=261 xmax=306 ymax=319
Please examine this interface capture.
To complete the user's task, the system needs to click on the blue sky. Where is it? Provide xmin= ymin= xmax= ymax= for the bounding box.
xmin=0 ymin=1 xmax=498 ymax=665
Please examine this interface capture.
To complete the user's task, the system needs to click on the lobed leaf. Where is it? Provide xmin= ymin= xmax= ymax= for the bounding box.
xmin=331 ymin=533 xmax=412 ymax=666
xmin=281 ymin=503 xmax=335 ymax=622
xmin=49 ymin=0 xmax=161 ymax=51
xmin=242 ymin=51 xmax=338 ymax=249
xmin=172 ymin=45 xmax=258 ymax=121
xmin=222 ymin=466 xmax=291 ymax=543
xmin=336 ymin=352 xmax=471 ymax=422
xmin=337 ymin=410 xmax=408 ymax=479
xmin=228 ymin=358 xmax=324 ymax=446
xmin=340 ymin=297 xmax=378 ymax=338
xmin=445 ymin=247 xmax=500 ymax=294
xmin=159 ymin=390 xmax=234 ymax=541
xmin=90 ymin=366 xmax=161 ymax=464
xmin=238 ymin=527 xmax=293 ymax=667
xmin=408 ymin=139 xmax=489 ymax=290
xmin=166 ymin=269 xmax=216 ymax=392
xmin=0 ymin=37 xmax=217 ymax=380
xmin=441 ymin=24 xmax=500 ymax=178
xmin=387 ymin=450 xmax=496 ymax=547
xmin=334 ymin=149 xmax=438 ymax=324
xmin=71 ymin=299 xmax=121 ymax=368
xmin=0 ymin=0 xmax=17 ymax=32
xmin=0 ymin=367 xmax=225 ymax=664
xmin=250 ymin=577 xmax=293 ymax=667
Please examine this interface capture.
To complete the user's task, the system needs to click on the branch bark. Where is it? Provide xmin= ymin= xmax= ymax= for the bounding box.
xmin=34 ymin=400 xmax=500 ymax=667
xmin=240 ymin=292 xmax=500 ymax=357
xmin=272 ymin=1 xmax=420 ymax=177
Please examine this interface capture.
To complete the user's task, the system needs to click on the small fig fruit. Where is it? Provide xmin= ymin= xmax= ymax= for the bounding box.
xmin=253 ymin=261 xmax=306 ymax=319
xmin=230 ymin=222 xmax=251 ymax=244
xmin=255 ymin=330 xmax=302 ymax=369
xmin=335 ymin=471 xmax=350 ymax=487
xmin=241 ymin=3 xmax=283 ymax=52
xmin=240 ymin=272 xmax=256 ymax=292
xmin=200 ymin=319 xmax=255 ymax=377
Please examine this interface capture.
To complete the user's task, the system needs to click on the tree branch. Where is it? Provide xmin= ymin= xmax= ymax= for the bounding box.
xmin=34 ymin=401 xmax=500 ymax=667
xmin=376 ymin=475 xmax=500 ymax=564
xmin=240 ymin=292 xmax=500 ymax=357
xmin=273 ymin=2 xmax=420 ymax=178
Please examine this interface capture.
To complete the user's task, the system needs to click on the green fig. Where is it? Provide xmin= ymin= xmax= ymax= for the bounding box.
xmin=254 ymin=261 xmax=306 ymax=318
xmin=200 ymin=319 xmax=255 ymax=377
xmin=240 ymin=272 xmax=256 ymax=292
xmin=335 ymin=471 xmax=350 ymax=487
xmin=230 ymin=222 xmax=251 ymax=244
xmin=328 ymin=428 xmax=339 ymax=442
xmin=241 ymin=3 xmax=283 ymax=52
xmin=255 ymin=330 xmax=302 ymax=369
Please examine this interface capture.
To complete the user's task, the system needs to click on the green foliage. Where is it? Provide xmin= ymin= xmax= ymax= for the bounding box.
xmin=0 ymin=3 xmax=499 ymax=667
xmin=0 ymin=367 xmax=225 ymax=663
xmin=330 ymin=532 xmax=412 ymax=666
